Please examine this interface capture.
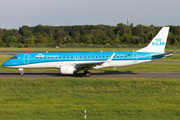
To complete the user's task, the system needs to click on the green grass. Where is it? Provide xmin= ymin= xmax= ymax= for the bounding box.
xmin=0 ymin=54 xmax=180 ymax=73
xmin=0 ymin=47 xmax=179 ymax=51
xmin=0 ymin=78 xmax=180 ymax=119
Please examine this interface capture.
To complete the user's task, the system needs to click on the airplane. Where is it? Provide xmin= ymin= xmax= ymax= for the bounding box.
xmin=2 ymin=27 xmax=172 ymax=76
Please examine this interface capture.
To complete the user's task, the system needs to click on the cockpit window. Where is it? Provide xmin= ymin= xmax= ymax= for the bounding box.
xmin=11 ymin=56 xmax=17 ymax=59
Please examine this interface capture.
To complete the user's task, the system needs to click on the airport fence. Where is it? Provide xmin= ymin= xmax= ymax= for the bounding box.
xmin=25 ymin=44 xmax=180 ymax=49
xmin=2 ymin=44 xmax=180 ymax=49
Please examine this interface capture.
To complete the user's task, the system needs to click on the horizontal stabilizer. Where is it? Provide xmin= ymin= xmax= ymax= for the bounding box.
xmin=151 ymin=52 xmax=173 ymax=57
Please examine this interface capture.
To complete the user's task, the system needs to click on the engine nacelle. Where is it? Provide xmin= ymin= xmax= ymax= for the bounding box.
xmin=60 ymin=65 xmax=76 ymax=74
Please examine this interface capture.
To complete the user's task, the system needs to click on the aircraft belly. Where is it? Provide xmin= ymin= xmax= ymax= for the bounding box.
xmin=108 ymin=60 xmax=151 ymax=67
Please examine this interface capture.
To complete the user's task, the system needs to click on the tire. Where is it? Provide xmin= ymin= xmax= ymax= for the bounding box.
xmin=84 ymin=71 xmax=91 ymax=77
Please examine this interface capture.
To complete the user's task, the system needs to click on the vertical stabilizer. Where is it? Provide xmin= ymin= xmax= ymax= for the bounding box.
xmin=137 ymin=27 xmax=170 ymax=52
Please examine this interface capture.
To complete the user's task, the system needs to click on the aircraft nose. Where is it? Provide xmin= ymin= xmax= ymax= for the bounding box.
xmin=2 ymin=61 xmax=9 ymax=67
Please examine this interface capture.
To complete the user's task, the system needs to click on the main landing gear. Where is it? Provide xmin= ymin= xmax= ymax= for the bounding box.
xmin=19 ymin=68 xmax=24 ymax=76
xmin=84 ymin=70 xmax=91 ymax=77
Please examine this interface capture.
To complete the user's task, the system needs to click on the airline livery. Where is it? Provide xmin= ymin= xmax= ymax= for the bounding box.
xmin=2 ymin=27 xmax=172 ymax=76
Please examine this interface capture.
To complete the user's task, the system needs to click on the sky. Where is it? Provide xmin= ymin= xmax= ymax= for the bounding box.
xmin=0 ymin=0 xmax=179 ymax=29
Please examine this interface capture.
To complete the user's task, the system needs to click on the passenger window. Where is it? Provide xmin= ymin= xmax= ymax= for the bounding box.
xmin=48 ymin=57 xmax=50 ymax=59
xmin=88 ymin=56 xmax=90 ymax=58
xmin=67 ymin=57 xmax=69 ymax=59
xmin=96 ymin=56 xmax=97 ymax=58
xmin=71 ymin=57 xmax=73 ymax=58
xmin=117 ymin=56 xmax=119 ymax=58
xmin=121 ymin=56 xmax=123 ymax=58
xmin=40 ymin=57 xmax=42 ymax=59
xmin=84 ymin=56 xmax=86 ymax=58
xmin=103 ymin=56 xmax=104 ymax=58
xmin=36 ymin=57 xmax=38 ymax=59
xmin=63 ymin=57 xmax=65 ymax=59
xmin=92 ymin=56 xmax=94 ymax=58
xmin=99 ymin=56 xmax=101 ymax=58
xmin=106 ymin=56 xmax=108 ymax=58
xmin=80 ymin=56 xmax=82 ymax=58
xmin=59 ymin=57 xmax=61 ymax=59
xmin=56 ymin=57 xmax=57 ymax=59
xmin=44 ymin=57 xmax=46 ymax=59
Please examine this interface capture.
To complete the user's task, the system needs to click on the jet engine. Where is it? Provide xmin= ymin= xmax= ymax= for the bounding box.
xmin=60 ymin=65 xmax=76 ymax=74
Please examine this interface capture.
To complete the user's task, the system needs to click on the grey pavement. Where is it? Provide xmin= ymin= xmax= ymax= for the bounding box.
xmin=0 ymin=72 xmax=180 ymax=78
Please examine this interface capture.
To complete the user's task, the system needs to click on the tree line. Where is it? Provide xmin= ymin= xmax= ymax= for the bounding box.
xmin=0 ymin=23 xmax=180 ymax=47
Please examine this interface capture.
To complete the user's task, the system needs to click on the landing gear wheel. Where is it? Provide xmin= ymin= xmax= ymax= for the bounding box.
xmin=20 ymin=72 xmax=24 ymax=76
xmin=19 ymin=68 xmax=24 ymax=76
xmin=84 ymin=70 xmax=91 ymax=77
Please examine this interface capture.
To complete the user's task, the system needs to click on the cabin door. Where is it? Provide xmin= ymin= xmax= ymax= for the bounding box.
xmin=133 ymin=52 xmax=138 ymax=62
xmin=24 ymin=54 xmax=29 ymax=64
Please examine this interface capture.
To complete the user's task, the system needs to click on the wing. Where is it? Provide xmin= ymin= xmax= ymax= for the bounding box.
xmin=75 ymin=62 xmax=103 ymax=67
xmin=75 ymin=62 xmax=103 ymax=70
xmin=74 ymin=53 xmax=116 ymax=70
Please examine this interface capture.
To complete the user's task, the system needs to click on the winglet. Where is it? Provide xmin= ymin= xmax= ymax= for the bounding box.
xmin=106 ymin=53 xmax=116 ymax=62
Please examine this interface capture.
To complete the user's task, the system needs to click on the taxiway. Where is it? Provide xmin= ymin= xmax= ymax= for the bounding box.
xmin=0 ymin=72 xmax=180 ymax=78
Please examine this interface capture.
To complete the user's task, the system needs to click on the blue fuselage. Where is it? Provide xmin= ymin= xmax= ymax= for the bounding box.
xmin=2 ymin=51 xmax=164 ymax=67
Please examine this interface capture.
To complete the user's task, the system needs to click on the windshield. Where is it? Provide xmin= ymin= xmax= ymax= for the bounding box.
xmin=11 ymin=56 xmax=17 ymax=59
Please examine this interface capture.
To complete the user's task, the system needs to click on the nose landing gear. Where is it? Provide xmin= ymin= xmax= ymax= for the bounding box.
xmin=19 ymin=68 xmax=24 ymax=76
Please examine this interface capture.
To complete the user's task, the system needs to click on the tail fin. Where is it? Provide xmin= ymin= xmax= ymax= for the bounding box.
xmin=137 ymin=27 xmax=170 ymax=52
